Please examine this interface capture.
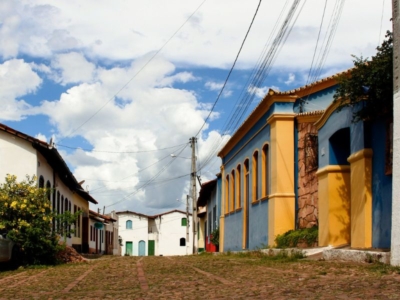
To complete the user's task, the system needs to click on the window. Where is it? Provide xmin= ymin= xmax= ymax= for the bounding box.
xmin=57 ymin=191 xmax=60 ymax=215
xmin=230 ymin=170 xmax=235 ymax=212
xmin=39 ymin=176 xmax=44 ymax=188
xmin=262 ymin=144 xmax=269 ymax=197
xmin=252 ymin=151 xmax=259 ymax=201
xmin=236 ymin=165 xmax=241 ymax=208
xmin=180 ymin=238 xmax=186 ymax=246
xmin=181 ymin=218 xmax=187 ymax=226
xmin=90 ymin=225 xmax=93 ymax=241
xmin=61 ymin=195 xmax=64 ymax=214
xmin=244 ymin=159 xmax=249 ymax=205
xmin=46 ymin=181 xmax=51 ymax=202
xmin=65 ymin=198 xmax=68 ymax=213
xmin=225 ymin=174 xmax=230 ymax=214
xmin=126 ymin=220 xmax=133 ymax=229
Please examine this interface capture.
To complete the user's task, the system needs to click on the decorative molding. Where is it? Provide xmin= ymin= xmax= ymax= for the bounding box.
xmin=347 ymin=149 xmax=373 ymax=164
xmin=316 ymin=165 xmax=351 ymax=177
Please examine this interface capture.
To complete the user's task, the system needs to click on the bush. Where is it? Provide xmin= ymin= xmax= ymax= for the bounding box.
xmin=275 ymin=226 xmax=318 ymax=248
xmin=0 ymin=175 xmax=78 ymax=266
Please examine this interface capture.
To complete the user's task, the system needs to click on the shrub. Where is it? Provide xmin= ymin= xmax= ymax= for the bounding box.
xmin=275 ymin=226 xmax=318 ymax=248
xmin=0 ymin=175 xmax=79 ymax=266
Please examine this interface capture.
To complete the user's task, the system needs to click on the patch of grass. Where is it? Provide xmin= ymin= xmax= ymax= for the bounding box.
xmin=275 ymin=226 xmax=318 ymax=248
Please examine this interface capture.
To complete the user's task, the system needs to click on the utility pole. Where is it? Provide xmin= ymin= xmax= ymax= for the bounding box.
xmin=190 ymin=137 xmax=198 ymax=254
xmin=391 ymin=0 xmax=400 ymax=266
xmin=186 ymin=194 xmax=190 ymax=255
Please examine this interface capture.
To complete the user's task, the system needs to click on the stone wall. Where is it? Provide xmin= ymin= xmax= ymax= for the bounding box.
xmin=297 ymin=122 xmax=319 ymax=229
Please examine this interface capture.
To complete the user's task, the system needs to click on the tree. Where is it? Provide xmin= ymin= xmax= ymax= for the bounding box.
xmin=334 ymin=31 xmax=393 ymax=123
xmin=0 ymin=175 xmax=80 ymax=265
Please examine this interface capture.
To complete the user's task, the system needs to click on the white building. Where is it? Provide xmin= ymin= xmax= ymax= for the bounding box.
xmin=117 ymin=210 xmax=193 ymax=256
xmin=0 ymin=123 xmax=98 ymax=252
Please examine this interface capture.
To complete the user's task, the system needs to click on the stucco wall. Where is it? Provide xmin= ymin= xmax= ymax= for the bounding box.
xmin=371 ymin=119 xmax=392 ymax=248
xmin=118 ymin=213 xmax=149 ymax=256
xmin=0 ymin=131 xmax=37 ymax=181
xmin=155 ymin=212 xmax=192 ymax=256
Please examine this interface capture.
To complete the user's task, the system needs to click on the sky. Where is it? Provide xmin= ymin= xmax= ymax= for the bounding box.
xmin=0 ymin=0 xmax=392 ymax=215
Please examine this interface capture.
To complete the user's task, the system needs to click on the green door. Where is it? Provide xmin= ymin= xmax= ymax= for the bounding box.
xmin=126 ymin=241 xmax=133 ymax=255
xmin=148 ymin=240 xmax=155 ymax=256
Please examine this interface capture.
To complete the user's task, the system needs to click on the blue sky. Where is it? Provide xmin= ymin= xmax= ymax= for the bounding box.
xmin=0 ymin=0 xmax=391 ymax=214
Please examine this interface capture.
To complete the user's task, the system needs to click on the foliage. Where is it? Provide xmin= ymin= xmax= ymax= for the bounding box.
xmin=210 ymin=227 xmax=219 ymax=246
xmin=333 ymin=31 xmax=393 ymax=123
xmin=0 ymin=175 xmax=78 ymax=266
xmin=275 ymin=226 xmax=318 ymax=248
xmin=56 ymin=210 xmax=82 ymax=244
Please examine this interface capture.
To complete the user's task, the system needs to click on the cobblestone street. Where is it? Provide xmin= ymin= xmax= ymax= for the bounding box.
xmin=1 ymin=253 xmax=400 ymax=299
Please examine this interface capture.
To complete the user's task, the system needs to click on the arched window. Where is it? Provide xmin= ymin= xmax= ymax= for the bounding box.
xmin=61 ymin=195 xmax=64 ymax=214
xmin=180 ymin=237 xmax=186 ymax=246
xmin=252 ymin=150 xmax=259 ymax=202
xmin=65 ymin=198 xmax=69 ymax=213
xmin=69 ymin=200 xmax=71 ymax=212
xmin=225 ymin=174 xmax=230 ymax=214
xmin=262 ymin=144 xmax=269 ymax=197
xmin=57 ymin=191 xmax=60 ymax=214
xmin=230 ymin=170 xmax=235 ymax=212
xmin=38 ymin=175 xmax=44 ymax=188
xmin=244 ymin=159 xmax=249 ymax=205
xmin=126 ymin=220 xmax=133 ymax=229
xmin=46 ymin=181 xmax=51 ymax=201
xmin=181 ymin=218 xmax=187 ymax=226
xmin=236 ymin=165 xmax=241 ymax=209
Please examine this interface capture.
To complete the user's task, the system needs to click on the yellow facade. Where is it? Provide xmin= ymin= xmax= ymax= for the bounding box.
xmin=266 ymin=114 xmax=295 ymax=246
xmin=316 ymin=165 xmax=351 ymax=247
xmin=348 ymin=149 xmax=373 ymax=248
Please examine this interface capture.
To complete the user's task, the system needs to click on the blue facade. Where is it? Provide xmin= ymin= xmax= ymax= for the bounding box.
xmin=318 ymin=104 xmax=393 ymax=248
xmin=371 ymin=119 xmax=392 ymax=248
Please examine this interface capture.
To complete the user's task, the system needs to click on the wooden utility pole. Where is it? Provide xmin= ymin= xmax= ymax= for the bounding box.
xmin=391 ymin=0 xmax=400 ymax=266
xmin=190 ymin=137 xmax=198 ymax=254
xmin=186 ymin=194 xmax=190 ymax=255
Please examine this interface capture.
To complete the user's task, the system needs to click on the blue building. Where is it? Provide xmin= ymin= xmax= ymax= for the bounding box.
xmin=216 ymin=71 xmax=392 ymax=251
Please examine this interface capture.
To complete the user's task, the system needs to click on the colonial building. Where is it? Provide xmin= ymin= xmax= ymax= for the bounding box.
xmin=0 ymin=123 xmax=99 ymax=252
xmin=217 ymin=70 xmax=393 ymax=251
xmin=117 ymin=209 xmax=192 ymax=256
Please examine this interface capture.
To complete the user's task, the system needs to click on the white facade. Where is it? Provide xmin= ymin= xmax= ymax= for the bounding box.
xmin=117 ymin=210 xmax=193 ymax=256
xmin=152 ymin=211 xmax=193 ymax=256
xmin=118 ymin=212 xmax=149 ymax=256
xmin=0 ymin=124 xmax=96 ymax=251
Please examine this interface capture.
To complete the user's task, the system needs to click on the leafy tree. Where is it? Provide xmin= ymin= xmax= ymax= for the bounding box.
xmin=334 ymin=31 xmax=393 ymax=123
xmin=0 ymin=175 xmax=80 ymax=265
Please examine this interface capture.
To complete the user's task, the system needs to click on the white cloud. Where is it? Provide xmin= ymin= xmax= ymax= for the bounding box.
xmin=0 ymin=59 xmax=42 ymax=121
xmin=34 ymin=55 xmax=224 ymax=212
xmin=285 ymin=73 xmax=295 ymax=85
xmin=51 ymin=52 xmax=96 ymax=85
xmin=205 ymin=81 xmax=232 ymax=98
xmin=0 ymin=1 xmax=390 ymax=71
xmin=35 ymin=133 xmax=47 ymax=142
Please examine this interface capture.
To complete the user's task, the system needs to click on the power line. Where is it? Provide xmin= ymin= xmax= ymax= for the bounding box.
xmin=105 ymin=143 xmax=190 ymax=208
xmin=56 ymin=142 xmax=189 ymax=154
xmin=58 ymin=0 xmax=207 ymax=143
xmin=194 ymin=0 xmax=263 ymax=137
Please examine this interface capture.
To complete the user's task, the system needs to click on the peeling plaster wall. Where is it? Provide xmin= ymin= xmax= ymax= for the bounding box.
xmin=297 ymin=122 xmax=318 ymax=228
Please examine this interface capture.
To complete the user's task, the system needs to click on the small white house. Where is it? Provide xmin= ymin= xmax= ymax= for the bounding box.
xmin=117 ymin=211 xmax=150 ymax=256
xmin=116 ymin=209 xmax=192 ymax=256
